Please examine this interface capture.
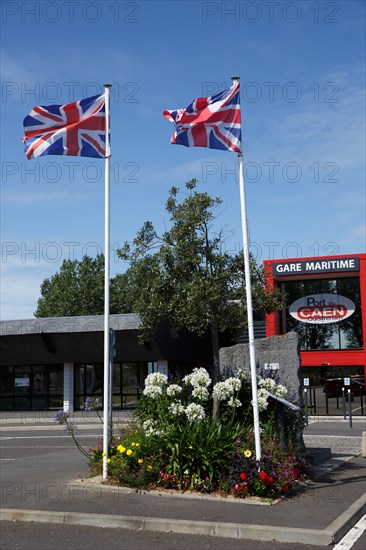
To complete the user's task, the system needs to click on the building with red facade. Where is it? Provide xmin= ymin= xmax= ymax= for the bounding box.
xmin=264 ymin=253 xmax=366 ymax=415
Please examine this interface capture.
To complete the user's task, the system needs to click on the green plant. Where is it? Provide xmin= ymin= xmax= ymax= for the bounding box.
xmin=161 ymin=418 xmax=241 ymax=491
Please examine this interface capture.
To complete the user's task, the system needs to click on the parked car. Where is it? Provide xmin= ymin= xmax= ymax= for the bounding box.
xmin=323 ymin=376 xmax=365 ymax=398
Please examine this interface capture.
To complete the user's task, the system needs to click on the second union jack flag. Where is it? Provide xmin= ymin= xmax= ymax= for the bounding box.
xmin=163 ymin=82 xmax=241 ymax=153
xmin=22 ymin=94 xmax=107 ymax=159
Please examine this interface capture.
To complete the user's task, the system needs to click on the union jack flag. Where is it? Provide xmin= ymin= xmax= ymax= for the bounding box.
xmin=163 ymin=83 xmax=241 ymax=153
xmin=22 ymin=94 xmax=108 ymax=160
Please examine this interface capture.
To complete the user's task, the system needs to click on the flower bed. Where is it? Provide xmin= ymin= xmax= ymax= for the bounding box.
xmin=82 ymin=368 xmax=309 ymax=500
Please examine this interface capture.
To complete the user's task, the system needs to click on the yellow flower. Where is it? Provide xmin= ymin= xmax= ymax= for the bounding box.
xmin=244 ymin=450 xmax=252 ymax=458
xmin=102 ymin=452 xmax=106 ymax=457
xmin=138 ymin=459 xmax=143 ymax=464
xmin=117 ymin=445 xmax=126 ymax=454
xmin=126 ymin=449 xmax=133 ymax=456
xmin=106 ymin=458 xmax=111 ymax=463
xmin=147 ymin=465 xmax=153 ymax=471
xmin=131 ymin=442 xmax=136 ymax=446
xmin=135 ymin=443 xmax=140 ymax=447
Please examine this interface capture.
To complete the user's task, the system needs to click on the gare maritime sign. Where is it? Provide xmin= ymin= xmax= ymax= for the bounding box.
xmin=272 ymin=256 xmax=359 ymax=276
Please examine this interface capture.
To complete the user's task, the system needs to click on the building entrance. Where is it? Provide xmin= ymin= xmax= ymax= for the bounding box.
xmin=301 ymin=366 xmax=365 ymax=416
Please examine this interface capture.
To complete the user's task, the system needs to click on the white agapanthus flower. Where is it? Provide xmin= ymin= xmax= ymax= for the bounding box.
xmin=258 ymin=377 xmax=288 ymax=398
xmin=259 ymin=378 xmax=277 ymax=392
xmin=237 ymin=368 xmax=250 ymax=381
xmin=255 ymin=378 xmax=290 ymax=411
xmin=226 ymin=377 xmax=241 ymax=391
xmin=192 ymin=387 xmax=210 ymax=401
xmin=212 ymin=377 xmax=241 ymax=401
xmin=143 ymin=385 xmax=163 ymax=398
xmin=166 ymin=384 xmax=182 ymax=397
xmin=183 ymin=367 xmax=211 ymax=389
xmin=256 ymin=388 xmax=269 ymax=411
xmin=228 ymin=397 xmax=242 ymax=408
xmin=168 ymin=401 xmax=185 ymax=416
xmin=144 ymin=372 xmax=168 ymax=388
xmin=143 ymin=419 xmax=162 ymax=436
xmin=185 ymin=403 xmax=206 ymax=423
xmin=274 ymin=384 xmax=288 ymax=397
xmin=212 ymin=381 xmax=232 ymax=401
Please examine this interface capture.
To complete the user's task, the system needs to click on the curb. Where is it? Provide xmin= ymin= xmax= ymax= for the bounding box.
xmin=1 ymin=493 xmax=365 ymax=546
xmin=326 ymin=494 xmax=366 ymax=544
xmin=0 ymin=508 xmax=332 ymax=545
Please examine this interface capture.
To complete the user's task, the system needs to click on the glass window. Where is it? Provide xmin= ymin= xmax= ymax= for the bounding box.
xmin=283 ymin=277 xmax=362 ymax=350
xmin=49 ymin=365 xmax=63 ymax=395
xmin=32 ymin=366 xmax=47 ymax=394
xmin=74 ymin=363 xmax=105 ymax=409
xmin=121 ymin=362 xmax=148 ymax=408
xmin=122 ymin=362 xmax=138 ymax=396
xmin=112 ymin=363 xmax=121 ymax=393
xmin=0 ymin=366 xmax=13 ymax=395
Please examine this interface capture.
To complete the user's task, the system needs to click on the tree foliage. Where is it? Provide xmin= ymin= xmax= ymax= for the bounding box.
xmin=34 ymin=254 xmax=134 ymax=317
xmin=118 ymin=179 xmax=282 ymax=382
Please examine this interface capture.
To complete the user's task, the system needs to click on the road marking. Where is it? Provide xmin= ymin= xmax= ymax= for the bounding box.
xmin=333 ymin=514 xmax=366 ymax=549
xmin=0 ymin=434 xmax=100 ymax=440
xmin=304 ymin=435 xmax=361 ymax=439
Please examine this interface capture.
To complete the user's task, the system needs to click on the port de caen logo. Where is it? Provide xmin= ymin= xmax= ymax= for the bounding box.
xmin=289 ymin=294 xmax=355 ymax=324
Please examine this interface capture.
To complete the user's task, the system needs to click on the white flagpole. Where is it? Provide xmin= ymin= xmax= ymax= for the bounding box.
xmin=102 ymin=84 xmax=112 ymax=480
xmin=232 ymin=76 xmax=262 ymax=464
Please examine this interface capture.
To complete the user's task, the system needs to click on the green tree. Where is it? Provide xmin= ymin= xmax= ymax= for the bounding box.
xmin=118 ymin=179 xmax=281 ymax=385
xmin=34 ymin=254 xmax=134 ymax=317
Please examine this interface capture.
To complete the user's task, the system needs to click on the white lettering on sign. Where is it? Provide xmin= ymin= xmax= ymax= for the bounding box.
xmin=305 ymin=259 xmax=355 ymax=271
xmin=275 ymin=263 xmax=301 ymax=273
xmin=272 ymin=257 xmax=359 ymax=276
xmin=289 ymin=294 xmax=355 ymax=324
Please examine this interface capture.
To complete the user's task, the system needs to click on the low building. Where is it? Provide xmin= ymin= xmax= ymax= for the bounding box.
xmin=0 ymin=314 xmax=213 ymax=411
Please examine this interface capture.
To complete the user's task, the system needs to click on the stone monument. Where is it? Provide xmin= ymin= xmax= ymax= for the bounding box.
xmin=219 ymin=331 xmax=302 ymax=403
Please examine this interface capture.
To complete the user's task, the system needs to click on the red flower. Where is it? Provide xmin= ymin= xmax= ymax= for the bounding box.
xmin=259 ymin=471 xmax=274 ymax=485
xmin=240 ymin=472 xmax=247 ymax=480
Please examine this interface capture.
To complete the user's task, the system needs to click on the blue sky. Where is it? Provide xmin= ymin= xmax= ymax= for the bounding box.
xmin=1 ymin=0 xmax=365 ymax=320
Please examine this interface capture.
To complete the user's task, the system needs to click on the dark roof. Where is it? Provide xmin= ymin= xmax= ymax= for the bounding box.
xmin=0 ymin=314 xmax=141 ymax=336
